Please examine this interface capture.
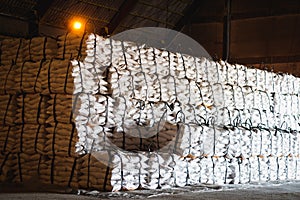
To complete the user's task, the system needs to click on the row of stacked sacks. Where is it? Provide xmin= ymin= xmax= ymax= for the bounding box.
xmin=110 ymin=150 xmax=299 ymax=190
xmin=73 ymin=34 xmax=300 ymax=132
xmin=0 ymin=59 xmax=74 ymax=95
xmin=0 ymin=93 xmax=20 ymax=184
xmin=0 ymin=37 xmax=57 ymax=66
xmin=0 ymin=38 xmax=22 ymax=66
xmin=0 ymin=104 xmax=113 ymax=191
xmin=0 ymin=32 xmax=114 ymax=192
xmin=72 ymin=34 xmax=300 ymax=191
xmin=70 ymin=93 xmax=180 ymax=154
xmin=56 ymin=32 xmax=88 ymax=60
xmin=92 ymin=123 xmax=300 ymax=191
xmin=183 ymin=124 xmax=300 ymax=183
xmin=0 ymin=125 xmax=45 ymax=183
xmin=0 ymin=149 xmax=112 ymax=191
xmin=19 ymin=37 xmax=57 ymax=63
xmin=38 ymin=153 xmax=113 ymax=191
xmin=0 ymin=32 xmax=88 ymax=65
xmin=0 ymin=94 xmax=16 ymax=125
xmin=0 ymin=124 xmax=112 ymax=190
xmin=205 ymin=62 xmax=300 ymax=130
xmin=0 ymin=32 xmax=87 ymax=93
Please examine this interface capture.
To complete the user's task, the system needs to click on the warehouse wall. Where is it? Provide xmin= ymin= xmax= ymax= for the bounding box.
xmin=183 ymin=0 xmax=300 ymax=77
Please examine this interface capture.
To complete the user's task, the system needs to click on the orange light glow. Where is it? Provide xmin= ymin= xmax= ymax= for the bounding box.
xmin=73 ymin=21 xmax=82 ymax=30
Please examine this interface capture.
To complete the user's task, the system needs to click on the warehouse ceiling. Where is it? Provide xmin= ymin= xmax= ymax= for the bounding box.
xmin=1 ymin=0 xmax=300 ymax=73
xmin=0 ymin=0 xmax=193 ymax=37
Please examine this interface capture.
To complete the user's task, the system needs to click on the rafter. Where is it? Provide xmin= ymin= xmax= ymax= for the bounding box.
xmin=191 ymin=10 xmax=300 ymax=24
xmin=28 ymin=0 xmax=54 ymax=37
xmin=173 ymin=0 xmax=204 ymax=32
xmin=35 ymin=0 xmax=54 ymax=20
xmin=106 ymin=0 xmax=138 ymax=35
xmin=0 ymin=14 xmax=28 ymax=38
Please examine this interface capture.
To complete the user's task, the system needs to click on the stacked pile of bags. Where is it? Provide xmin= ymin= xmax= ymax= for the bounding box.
xmin=0 ymin=32 xmax=299 ymax=192
xmin=20 ymin=37 xmax=57 ymax=61
xmin=56 ymin=32 xmax=88 ymax=60
xmin=0 ymin=38 xmax=22 ymax=66
xmin=0 ymin=33 xmax=112 ymax=191
xmin=72 ymin=34 xmax=300 ymax=191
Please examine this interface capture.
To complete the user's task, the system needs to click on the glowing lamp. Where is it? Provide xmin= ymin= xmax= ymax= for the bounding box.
xmin=73 ymin=21 xmax=82 ymax=30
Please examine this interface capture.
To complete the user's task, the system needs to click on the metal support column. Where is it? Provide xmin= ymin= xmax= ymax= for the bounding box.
xmin=222 ymin=0 xmax=231 ymax=61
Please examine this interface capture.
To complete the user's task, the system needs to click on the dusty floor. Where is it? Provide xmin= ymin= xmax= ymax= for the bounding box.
xmin=0 ymin=182 xmax=299 ymax=200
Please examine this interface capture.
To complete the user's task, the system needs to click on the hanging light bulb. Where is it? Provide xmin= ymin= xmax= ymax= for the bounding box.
xmin=73 ymin=21 xmax=82 ymax=30
xmin=70 ymin=18 xmax=85 ymax=32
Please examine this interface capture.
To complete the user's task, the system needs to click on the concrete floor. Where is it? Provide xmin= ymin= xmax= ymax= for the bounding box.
xmin=0 ymin=182 xmax=299 ymax=200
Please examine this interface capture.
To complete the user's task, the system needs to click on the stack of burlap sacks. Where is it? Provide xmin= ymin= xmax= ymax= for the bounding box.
xmin=0 ymin=33 xmax=112 ymax=191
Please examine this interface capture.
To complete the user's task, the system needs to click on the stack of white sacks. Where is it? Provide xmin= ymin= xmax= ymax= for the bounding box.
xmin=72 ymin=34 xmax=300 ymax=191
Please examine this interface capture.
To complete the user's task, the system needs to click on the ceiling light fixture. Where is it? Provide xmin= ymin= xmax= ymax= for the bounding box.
xmin=73 ymin=21 xmax=82 ymax=30
xmin=70 ymin=18 xmax=86 ymax=32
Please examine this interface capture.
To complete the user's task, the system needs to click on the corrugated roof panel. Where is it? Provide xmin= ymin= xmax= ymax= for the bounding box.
xmin=118 ymin=15 xmax=149 ymax=29
xmin=0 ymin=1 xmax=12 ymax=13
xmin=20 ymin=0 xmax=36 ymax=8
xmin=167 ymin=0 xmax=191 ymax=14
xmin=129 ymin=2 xmax=183 ymax=26
xmin=42 ymin=6 xmax=107 ymax=31
xmin=139 ymin=0 xmax=184 ymax=16
xmin=136 ymin=0 xmax=189 ymax=15
xmin=42 ymin=9 xmax=69 ymax=26
xmin=0 ymin=0 xmax=193 ymax=37
xmin=84 ymin=4 xmax=117 ymax=23
xmin=118 ymin=0 xmax=191 ymax=32
xmin=0 ymin=0 xmax=37 ymax=18
xmin=83 ymin=0 xmax=124 ymax=11
xmin=93 ymin=11 xmax=117 ymax=25
xmin=128 ymin=12 xmax=174 ymax=27
xmin=85 ymin=19 xmax=107 ymax=33
xmin=119 ymin=14 xmax=169 ymax=30
xmin=2 ymin=0 xmax=36 ymax=9
xmin=47 ymin=0 xmax=116 ymax=25
xmin=64 ymin=2 xmax=98 ymax=17
xmin=51 ymin=0 xmax=75 ymax=10
xmin=165 ymin=13 xmax=182 ymax=26
xmin=47 ymin=7 xmax=109 ymax=23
